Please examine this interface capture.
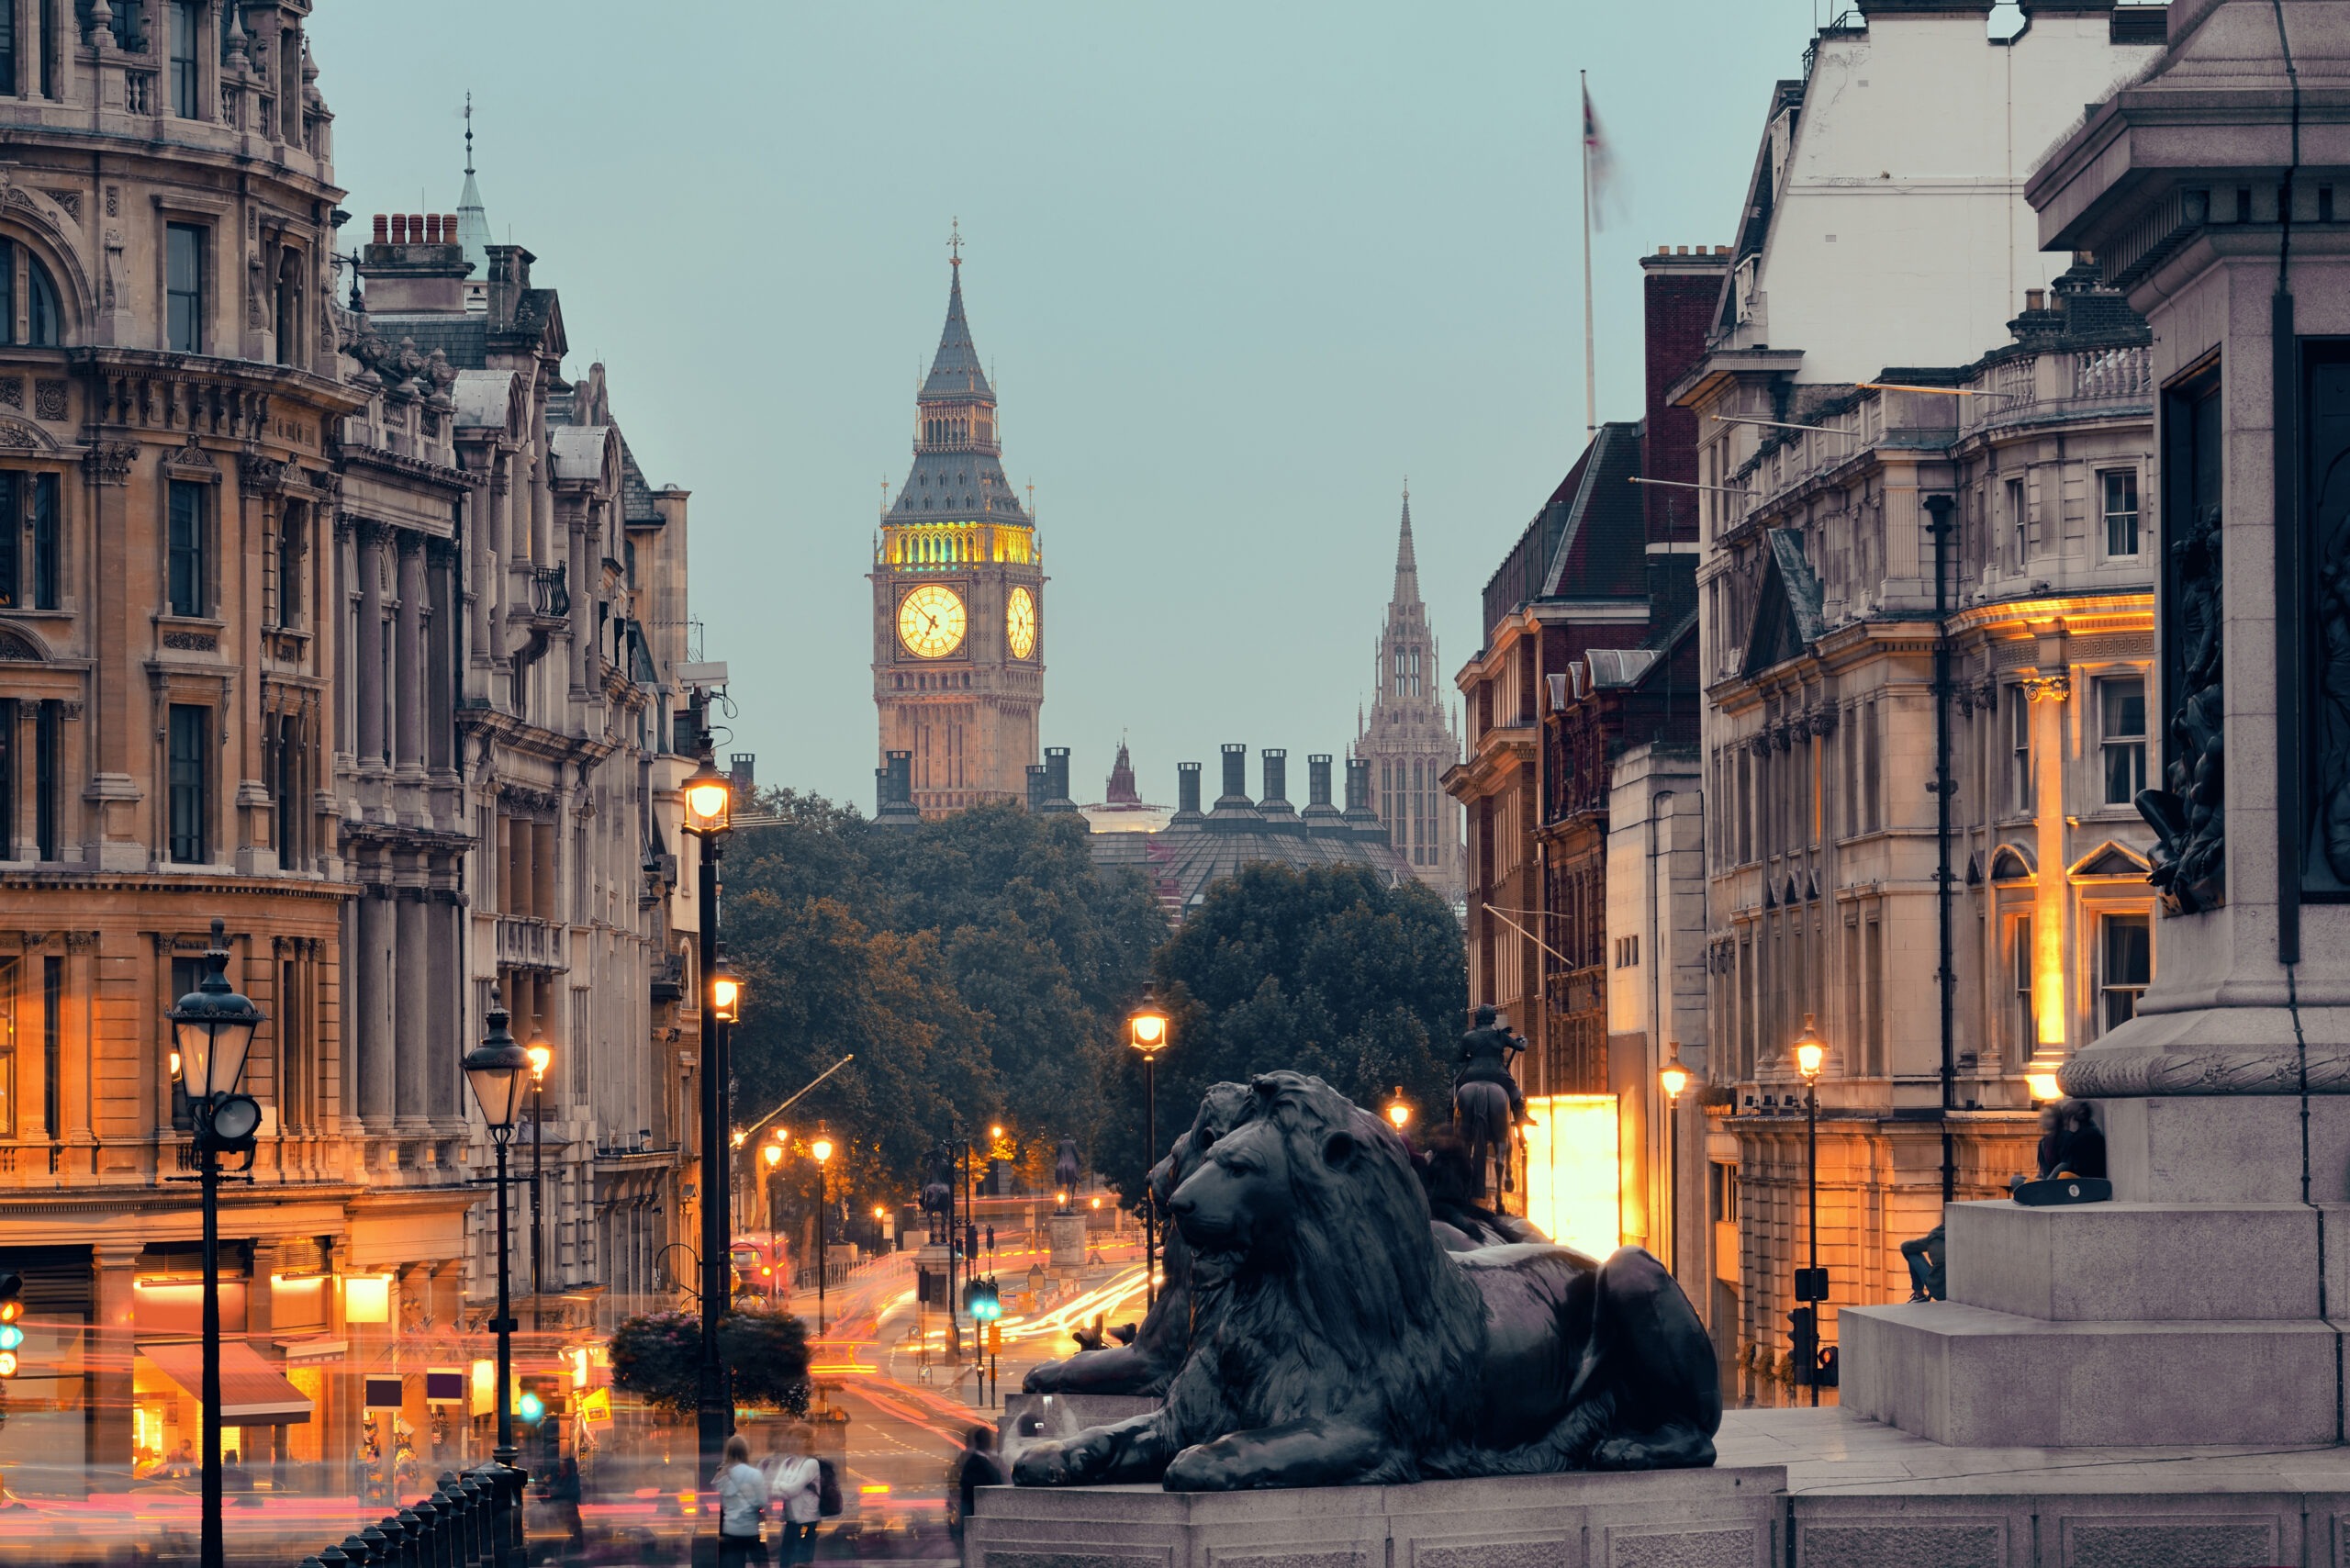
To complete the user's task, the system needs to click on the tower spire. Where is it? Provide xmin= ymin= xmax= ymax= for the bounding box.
xmin=455 ymin=92 xmax=491 ymax=278
xmin=1392 ymin=485 xmax=1422 ymax=608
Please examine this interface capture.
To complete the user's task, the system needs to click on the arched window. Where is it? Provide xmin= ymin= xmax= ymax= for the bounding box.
xmin=0 ymin=241 xmax=64 ymax=348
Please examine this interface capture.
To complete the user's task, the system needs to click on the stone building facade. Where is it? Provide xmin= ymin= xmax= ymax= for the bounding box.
xmin=0 ymin=3 xmax=707 ymax=1480
xmin=871 ymin=250 xmax=1043 ymax=816
xmin=1675 ymin=0 xmax=2163 ymax=1400
xmin=1354 ymin=494 xmax=1463 ymax=910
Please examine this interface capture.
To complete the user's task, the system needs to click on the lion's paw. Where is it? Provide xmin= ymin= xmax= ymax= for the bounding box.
xmin=1162 ymin=1443 xmax=1230 ymax=1492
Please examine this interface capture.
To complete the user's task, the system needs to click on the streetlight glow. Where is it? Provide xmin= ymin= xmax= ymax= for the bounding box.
xmin=681 ymin=755 xmax=733 ymax=835
xmin=811 ymin=1134 xmax=834 ymax=1164
xmin=1385 ymin=1087 xmax=1411 ymax=1131
xmin=1793 ymin=1014 xmax=1828 ymax=1081
xmin=525 ymin=1042 xmax=553 ymax=1083
xmin=1660 ymin=1056 xmax=1690 ymax=1103
xmin=1127 ymin=987 xmax=1170 ymax=1055
xmin=761 ymin=1142 xmax=783 ymax=1169
xmin=710 ymin=955 xmax=742 ymax=1023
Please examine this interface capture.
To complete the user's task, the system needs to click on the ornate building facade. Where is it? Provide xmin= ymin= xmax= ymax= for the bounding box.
xmin=1677 ymin=0 xmax=2162 ymax=1400
xmin=870 ymin=248 xmax=1042 ymax=816
xmin=0 ymin=4 xmax=708 ymax=1480
xmin=1354 ymin=494 xmax=1463 ymax=909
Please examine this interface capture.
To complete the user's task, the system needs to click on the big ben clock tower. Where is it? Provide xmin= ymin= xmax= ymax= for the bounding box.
xmin=871 ymin=236 xmax=1044 ymax=815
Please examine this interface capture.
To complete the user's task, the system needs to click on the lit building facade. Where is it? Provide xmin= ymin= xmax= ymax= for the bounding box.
xmin=1676 ymin=0 xmax=2164 ymax=1401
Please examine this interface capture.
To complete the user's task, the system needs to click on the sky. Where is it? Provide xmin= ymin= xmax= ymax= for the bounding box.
xmin=308 ymin=1 xmax=1822 ymax=812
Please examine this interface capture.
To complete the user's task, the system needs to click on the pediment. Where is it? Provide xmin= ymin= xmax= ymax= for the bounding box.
xmin=2069 ymin=839 xmax=2152 ymax=879
xmin=1740 ymin=529 xmax=1827 ymax=679
xmin=1990 ymin=843 xmax=2036 ymax=881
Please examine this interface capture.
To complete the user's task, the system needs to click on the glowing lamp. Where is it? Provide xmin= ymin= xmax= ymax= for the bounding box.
xmin=1385 ymin=1088 xmax=1411 ymax=1131
xmin=525 ymin=1042 xmax=553 ymax=1083
xmin=710 ymin=956 xmax=742 ymax=1023
xmin=1793 ymin=1014 xmax=1828 ymax=1081
xmin=681 ymin=755 xmax=733 ymax=836
xmin=344 ymin=1274 xmax=394 ymax=1325
xmin=1128 ymin=983 xmax=1170 ymax=1057
xmin=761 ymin=1142 xmax=784 ymax=1169
xmin=0 ymin=1325 xmax=23 ymax=1351
xmin=2027 ymin=1070 xmax=2063 ymax=1103
xmin=873 ymin=1206 xmax=887 ymax=1221
xmin=0 ymin=1351 xmax=18 ymax=1378
xmin=464 ymin=990 xmax=532 ymax=1141
xmin=517 ymin=1391 xmax=544 ymax=1425
xmin=1660 ymin=1053 xmax=1690 ymax=1103
xmin=811 ymin=1134 xmax=834 ymax=1165
xmin=169 ymin=920 xmax=264 ymax=1103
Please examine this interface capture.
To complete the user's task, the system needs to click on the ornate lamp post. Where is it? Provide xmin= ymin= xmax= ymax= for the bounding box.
xmin=1792 ymin=1014 xmax=1828 ymax=1407
xmin=810 ymin=1132 xmax=834 ymax=1336
xmin=168 ymin=920 xmax=263 ymax=1568
xmin=464 ymin=992 xmax=532 ymax=1477
xmin=1659 ymin=1048 xmax=1689 ymax=1282
xmin=1126 ymin=986 xmax=1170 ymax=1307
xmin=679 ymin=744 xmax=733 ymax=1487
xmin=524 ymin=1041 xmax=552 ymax=1334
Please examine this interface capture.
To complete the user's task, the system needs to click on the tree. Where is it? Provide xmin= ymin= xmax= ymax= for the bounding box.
xmin=610 ymin=1305 xmax=811 ymax=1417
xmin=1104 ymin=863 xmax=1465 ymax=1204
xmin=722 ymin=793 xmax=1168 ymax=1207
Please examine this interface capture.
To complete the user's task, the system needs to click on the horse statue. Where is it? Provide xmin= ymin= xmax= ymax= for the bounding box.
xmin=918 ymin=1140 xmax=955 ymax=1239
xmin=1452 ymin=1004 xmax=1527 ymax=1207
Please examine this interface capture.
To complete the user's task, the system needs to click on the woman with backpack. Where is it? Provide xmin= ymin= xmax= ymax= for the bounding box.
xmin=767 ymin=1426 xmax=823 ymax=1564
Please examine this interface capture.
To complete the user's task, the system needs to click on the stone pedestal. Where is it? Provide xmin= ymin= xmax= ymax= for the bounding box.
xmin=965 ymin=1463 xmax=1785 ymax=1568
xmin=1047 ymin=1212 xmax=1085 ymax=1271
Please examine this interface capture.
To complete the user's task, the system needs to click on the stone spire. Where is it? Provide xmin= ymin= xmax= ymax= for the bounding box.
xmin=923 ymin=222 xmax=992 ymax=400
xmin=1104 ymin=739 xmax=1141 ymax=805
xmin=455 ymin=93 xmax=491 ymax=279
xmin=885 ymin=232 xmax=1028 ymax=528
xmin=1393 ymin=487 xmax=1422 ymax=608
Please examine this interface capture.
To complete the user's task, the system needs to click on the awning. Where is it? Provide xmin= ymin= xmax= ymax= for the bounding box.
xmin=138 ymin=1342 xmax=313 ymax=1424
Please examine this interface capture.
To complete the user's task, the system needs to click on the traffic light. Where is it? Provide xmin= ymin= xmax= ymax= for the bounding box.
xmin=0 ymin=1272 xmax=23 ymax=1378
xmin=963 ymin=1276 xmax=1001 ymax=1323
xmin=1787 ymin=1305 xmax=1817 ymax=1382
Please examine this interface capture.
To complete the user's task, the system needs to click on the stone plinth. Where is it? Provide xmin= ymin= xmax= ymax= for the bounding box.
xmin=964 ymin=1465 xmax=1783 ymax=1568
xmin=1000 ymin=1392 xmax=1161 ymax=1471
xmin=1049 ymin=1212 xmax=1086 ymax=1271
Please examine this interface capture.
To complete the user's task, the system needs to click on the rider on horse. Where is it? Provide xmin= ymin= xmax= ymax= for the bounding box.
xmin=1455 ymin=1004 xmax=1530 ymax=1126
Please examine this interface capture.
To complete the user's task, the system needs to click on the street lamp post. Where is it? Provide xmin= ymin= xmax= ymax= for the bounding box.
xmin=811 ymin=1133 xmax=834 ymax=1336
xmin=1126 ymin=986 xmax=1170 ymax=1308
xmin=679 ymin=737 xmax=734 ymax=1489
xmin=168 ymin=919 xmax=263 ymax=1568
xmin=464 ymin=986 xmax=532 ymax=1568
xmin=760 ymin=1137 xmax=783 ymax=1246
xmin=1659 ymin=1048 xmax=1689 ymax=1284
xmin=525 ymin=1042 xmax=551 ymax=1334
xmin=1793 ymin=1014 xmax=1827 ymax=1408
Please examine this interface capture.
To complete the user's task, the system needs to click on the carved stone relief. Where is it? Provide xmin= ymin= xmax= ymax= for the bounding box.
xmin=2138 ymin=503 xmax=2224 ymax=914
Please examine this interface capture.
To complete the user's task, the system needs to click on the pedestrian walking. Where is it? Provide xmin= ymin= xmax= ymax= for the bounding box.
xmin=767 ymin=1427 xmax=822 ymax=1565
xmin=713 ymin=1432 xmax=769 ymax=1568
xmin=949 ymin=1424 xmax=1007 ymax=1545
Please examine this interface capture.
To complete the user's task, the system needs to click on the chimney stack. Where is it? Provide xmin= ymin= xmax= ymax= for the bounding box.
xmin=373 ymin=213 xmax=388 ymax=244
xmin=1025 ymin=764 xmax=1049 ymax=812
xmin=1175 ymin=761 xmax=1203 ymax=820
xmin=1040 ymin=746 xmax=1079 ymax=815
xmin=1307 ymin=755 xmax=1334 ymax=809
xmin=877 ymin=751 xmax=921 ymax=826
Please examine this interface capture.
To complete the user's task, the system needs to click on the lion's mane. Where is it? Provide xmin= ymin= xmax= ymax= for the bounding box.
xmin=1165 ymin=1071 xmax=1489 ymax=1483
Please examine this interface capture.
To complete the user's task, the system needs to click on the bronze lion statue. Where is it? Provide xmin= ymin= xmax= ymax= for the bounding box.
xmin=1013 ymin=1071 xmax=1719 ymax=1491
xmin=1023 ymin=1081 xmax=1255 ymax=1397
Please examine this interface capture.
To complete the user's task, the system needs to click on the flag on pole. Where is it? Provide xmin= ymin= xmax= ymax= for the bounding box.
xmin=1583 ymin=82 xmax=1621 ymax=231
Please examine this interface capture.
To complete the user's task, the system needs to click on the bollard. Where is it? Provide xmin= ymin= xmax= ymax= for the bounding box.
xmin=317 ymin=1540 xmax=352 ymax=1568
xmin=412 ymin=1495 xmax=444 ymax=1568
xmin=457 ymin=1473 xmax=487 ymax=1567
xmin=359 ymin=1520 xmax=393 ymax=1568
xmin=397 ymin=1506 xmax=427 ymax=1568
xmin=341 ymin=1532 xmax=377 ymax=1568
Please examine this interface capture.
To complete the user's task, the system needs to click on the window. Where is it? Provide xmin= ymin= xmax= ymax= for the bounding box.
xmin=2012 ymin=916 xmax=2035 ymax=1053
xmin=272 ymin=502 xmax=303 ymax=627
xmin=2006 ymin=476 xmax=2027 ymax=570
xmin=167 ymin=703 xmax=207 ymax=863
xmin=166 ymin=222 xmax=205 ymax=353
xmin=40 ymin=954 xmax=58 ymax=1138
xmin=0 ymin=958 xmax=15 ymax=1137
xmin=0 ymin=4 xmax=16 ymax=97
xmin=167 ymin=0 xmax=197 ymax=117
xmin=2100 ymin=913 xmax=2151 ymax=1032
xmin=273 ymin=248 xmax=301 ymax=366
xmin=0 ymin=241 xmax=63 ymax=349
xmin=2102 ymin=469 xmax=2141 ymax=557
xmin=30 ymin=472 xmax=57 ymax=610
xmin=107 ymin=0 xmax=139 ymax=51
xmin=1615 ymin=935 xmax=1640 ymax=969
xmin=1736 ymin=749 xmax=1752 ymax=862
xmin=0 ymin=699 xmax=12 ymax=860
xmin=2009 ymin=697 xmax=2034 ymax=813
xmin=1862 ymin=700 xmax=1882 ymax=833
xmin=273 ymin=712 xmax=302 ymax=869
xmin=167 ymin=479 xmax=207 ymax=616
xmin=2101 ymin=676 xmax=2147 ymax=805
xmin=34 ymin=698 xmax=57 ymax=861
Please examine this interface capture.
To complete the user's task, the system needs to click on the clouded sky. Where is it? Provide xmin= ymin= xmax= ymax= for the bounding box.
xmin=309 ymin=2 xmax=1820 ymax=812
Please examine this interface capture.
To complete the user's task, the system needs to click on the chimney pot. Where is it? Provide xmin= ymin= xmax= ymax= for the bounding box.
xmin=408 ymin=213 xmax=426 ymax=244
xmin=2026 ymin=287 xmax=2045 ymax=311
xmin=445 ymin=213 xmax=459 ymax=240
xmin=1657 ymin=244 xmax=1670 ymax=255
xmin=389 ymin=214 xmax=406 ymax=244
xmin=1678 ymin=244 xmax=1691 ymax=255
xmin=425 ymin=215 xmax=442 ymax=243
xmin=372 ymin=214 xmax=388 ymax=243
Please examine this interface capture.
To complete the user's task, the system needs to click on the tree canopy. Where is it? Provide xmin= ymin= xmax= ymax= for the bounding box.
xmin=721 ymin=796 xmax=1168 ymax=1208
xmin=1102 ymin=861 xmax=1467 ymax=1205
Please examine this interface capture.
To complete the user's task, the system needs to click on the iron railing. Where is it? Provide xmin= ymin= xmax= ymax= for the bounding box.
xmin=297 ymin=1462 xmax=526 ymax=1568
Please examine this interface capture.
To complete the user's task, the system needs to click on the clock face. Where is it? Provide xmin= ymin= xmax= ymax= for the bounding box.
xmin=1006 ymin=586 xmax=1037 ymax=660
xmin=898 ymin=584 xmax=967 ymax=659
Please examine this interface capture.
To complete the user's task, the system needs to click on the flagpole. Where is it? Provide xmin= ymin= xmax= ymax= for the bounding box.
xmin=1582 ymin=69 xmax=1597 ymax=438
